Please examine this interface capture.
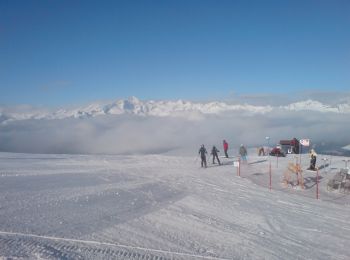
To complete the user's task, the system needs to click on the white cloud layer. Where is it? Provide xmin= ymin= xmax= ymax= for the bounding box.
xmin=0 ymin=105 xmax=349 ymax=155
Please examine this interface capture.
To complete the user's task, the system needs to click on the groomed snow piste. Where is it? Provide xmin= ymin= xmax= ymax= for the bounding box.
xmin=0 ymin=151 xmax=349 ymax=259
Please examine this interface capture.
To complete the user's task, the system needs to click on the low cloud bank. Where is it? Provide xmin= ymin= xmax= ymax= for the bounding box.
xmin=0 ymin=109 xmax=349 ymax=156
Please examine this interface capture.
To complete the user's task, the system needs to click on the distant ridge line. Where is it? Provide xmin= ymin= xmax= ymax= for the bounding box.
xmin=1 ymin=97 xmax=350 ymax=123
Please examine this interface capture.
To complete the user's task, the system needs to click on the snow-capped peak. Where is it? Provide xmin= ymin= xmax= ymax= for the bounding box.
xmin=283 ymin=99 xmax=344 ymax=113
xmin=1 ymin=97 xmax=350 ymax=124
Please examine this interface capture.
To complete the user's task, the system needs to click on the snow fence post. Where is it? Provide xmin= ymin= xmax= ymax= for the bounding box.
xmin=342 ymin=159 xmax=350 ymax=168
xmin=238 ymin=158 xmax=241 ymax=177
xmin=234 ymin=158 xmax=240 ymax=177
xmin=269 ymin=160 xmax=272 ymax=191
xmin=322 ymin=158 xmax=328 ymax=174
xmin=316 ymin=168 xmax=319 ymax=200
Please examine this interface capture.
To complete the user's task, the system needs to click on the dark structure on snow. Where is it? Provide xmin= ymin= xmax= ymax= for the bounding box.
xmin=279 ymin=138 xmax=299 ymax=154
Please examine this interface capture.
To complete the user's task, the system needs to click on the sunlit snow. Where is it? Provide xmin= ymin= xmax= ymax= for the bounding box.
xmin=0 ymin=151 xmax=349 ymax=259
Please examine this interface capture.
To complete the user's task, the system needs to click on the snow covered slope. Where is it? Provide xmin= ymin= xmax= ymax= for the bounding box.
xmin=0 ymin=152 xmax=349 ymax=259
xmin=1 ymin=97 xmax=350 ymax=123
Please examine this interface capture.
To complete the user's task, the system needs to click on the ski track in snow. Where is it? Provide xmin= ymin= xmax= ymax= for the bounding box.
xmin=0 ymin=231 xmax=230 ymax=260
xmin=0 ymin=152 xmax=349 ymax=259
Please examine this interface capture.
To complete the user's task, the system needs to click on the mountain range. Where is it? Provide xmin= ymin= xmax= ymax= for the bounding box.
xmin=1 ymin=97 xmax=350 ymax=123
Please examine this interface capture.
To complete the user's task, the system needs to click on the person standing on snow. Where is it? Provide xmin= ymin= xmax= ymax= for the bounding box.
xmin=239 ymin=144 xmax=248 ymax=163
xmin=198 ymin=144 xmax=208 ymax=168
xmin=223 ymin=140 xmax=229 ymax=158
xmin=211 ymin=146 xmax=221 ymax=165
xmin=258 ymin=147 xmax=265 ymax=156
xmin=307 ymin=149 xmax=317 ymax=170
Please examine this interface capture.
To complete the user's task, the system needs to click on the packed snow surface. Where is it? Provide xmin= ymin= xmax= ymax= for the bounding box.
xmin=0 ymin=151 xmax=350 ymax=259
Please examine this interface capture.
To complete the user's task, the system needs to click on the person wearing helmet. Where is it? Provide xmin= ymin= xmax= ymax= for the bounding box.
xmin=198 ymin=144 xmax=208 ymax=168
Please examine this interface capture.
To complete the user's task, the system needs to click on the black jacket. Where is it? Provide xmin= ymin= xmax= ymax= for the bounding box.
xmin=211 ymin=147 xmax=219 ymax=156
xmin=199 ymin=147 xmax=207 ymax=157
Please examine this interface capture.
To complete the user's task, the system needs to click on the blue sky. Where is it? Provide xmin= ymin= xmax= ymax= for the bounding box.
xmin=1 ymin=0 xmax=349 ymax=106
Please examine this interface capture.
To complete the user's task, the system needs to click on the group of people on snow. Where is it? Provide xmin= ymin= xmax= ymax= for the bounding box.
xmin=198 ymin=144 xmax=221 ymax=168
xmin=199 ymin=140 xmax=318 ymax=170
xmin=198 ymin=141 xmax=247 ymax=168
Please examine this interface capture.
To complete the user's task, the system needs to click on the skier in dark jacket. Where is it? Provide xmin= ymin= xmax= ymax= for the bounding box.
xmin=211 ymin=146 xmax=221 ymax=165
xmin=198 ymin=145 xmax=207 ymax=168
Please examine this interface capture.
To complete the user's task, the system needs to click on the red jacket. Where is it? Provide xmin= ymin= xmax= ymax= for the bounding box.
xmin=223 ymin=142 xmax=228 ymax=150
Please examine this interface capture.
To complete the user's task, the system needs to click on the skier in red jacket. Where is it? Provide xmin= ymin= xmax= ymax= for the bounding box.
xmin=223 ymin=140 xmax=229 ymax=158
